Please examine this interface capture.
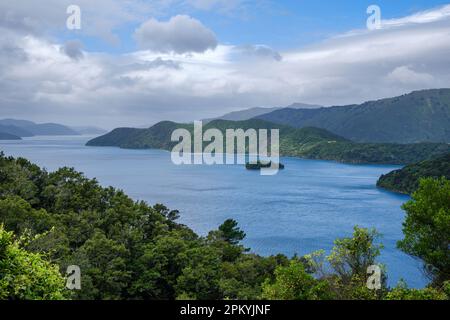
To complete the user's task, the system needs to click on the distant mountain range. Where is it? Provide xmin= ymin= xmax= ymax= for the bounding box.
xmin=87 ymin=119 xmax=450 ymax=165
xmin=204 ymin=103 xmax=321 ymax=123
xmin=377 ymin=153 xmax=450 ymax=194
xmin=256 ymin=89 xmax=450 ymax=143
xmin=70 ymin=126 xmax=108 ymax=135
xmin=0 ymin=124 xmax=33 ymax=138
xmin=0 ymin=119 xmax=106 ymax=140
xmin=0 ymin=132 xmax=21 ymax=140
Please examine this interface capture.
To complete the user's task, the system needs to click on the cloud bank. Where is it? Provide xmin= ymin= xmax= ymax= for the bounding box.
xmin=0 ymin=2 xmax=450 ymax=128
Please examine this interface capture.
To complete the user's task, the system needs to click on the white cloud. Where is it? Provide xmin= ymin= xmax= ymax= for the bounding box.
xmin=0 ymin=0 xmax=157 ymax=43
xmin=382 ymin=4 xmax=450 ymax=28
xmin=386 ymin=66 xmax=434 ymax=86
xmin=134 ymin=15 xmax=218 ymax=54
xmin=1 ymin=3 xmax=450 ymax=128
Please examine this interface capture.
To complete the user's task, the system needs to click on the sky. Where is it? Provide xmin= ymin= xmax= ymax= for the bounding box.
xmin=1 ymin=0 xmax=450 ymax=128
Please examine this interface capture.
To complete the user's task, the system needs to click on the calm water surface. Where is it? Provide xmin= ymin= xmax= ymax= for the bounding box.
xmin=0 ymin=136 xmax=427 ymax=287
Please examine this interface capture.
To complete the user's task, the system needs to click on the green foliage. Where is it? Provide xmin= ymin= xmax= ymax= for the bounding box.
xmin=385 ymin=281 xmax=448 ymax=300
xmin=398 ymin=177 xmax=450 ymax=285
xmin=378 ymin=153 xmax=450 ymax=194
xmin=0 ymin=154 xmax=287 ymax=300
xmin=176 ymin=246 xmax=223 ymax=300
xmin=261 ymin=260 xmax=334 ymax=300
xmin=328 ymin=226 xmax=383 ymax=284
xmin=218 ymin=219 xmax=246 ymax=245
xmin=0 ymin=195 xmax=53 ymax=235
xmin=0 ymin=225 xmax=66 ymax=300
xmin=303 ymin=227 xmax=386 ymax=300
xmin=1 ymin=153 xmax=448 ymax=300
xmin=219 ymin=254 xmax=288 ymax=300
xmin=295 ymin=141 xmax=450 ymax=165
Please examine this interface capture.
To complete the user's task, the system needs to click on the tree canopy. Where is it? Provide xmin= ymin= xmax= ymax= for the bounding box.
xmin=398 ymin=177 xmax=450 ymax=286
xmin=0 ymin=153 xmax=448 ymax=300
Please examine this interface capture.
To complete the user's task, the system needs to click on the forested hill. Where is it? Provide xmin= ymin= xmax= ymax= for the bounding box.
xmin=0 ymin=119 xmax=79 ymax=137
xmin=0 ymin=132 xmax=21 ymax=140
xmin=377 ymin=153 xmax=450 ymax=194
xmin=256 ymin=89 xmax=450 ymax=143
xmin=87 ymin=119 xmax=450 ymax=165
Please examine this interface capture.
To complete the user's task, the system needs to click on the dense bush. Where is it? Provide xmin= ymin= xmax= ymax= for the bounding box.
xmin=398 ymin=177 xmax=450 ymax=285
xmin=0 ymin=153 xmax=448 ymax=300
xmin=0 ymin=225 xmax=66 ymax=300
xmin=0 ymin=153 xmax=286 ymax=300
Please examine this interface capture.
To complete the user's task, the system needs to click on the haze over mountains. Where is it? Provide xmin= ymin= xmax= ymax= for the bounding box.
xmin=2 ymin=89 xmax=450 ymax=145
xmin=204 ymin=103 xmax=322 ymax=123
xmin=85 ymin=89 xmax=450 ymax=166
xmin=0 ymin=132 xmax=21 ymax=140
xmin=256 ymin=89 xmax=450 ymax=144
xmin=0 ymin=119 xmax=106 ymax=139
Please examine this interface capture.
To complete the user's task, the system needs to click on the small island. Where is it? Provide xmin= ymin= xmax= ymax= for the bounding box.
xmin=245 ymin=161 xmax=285 ymax=170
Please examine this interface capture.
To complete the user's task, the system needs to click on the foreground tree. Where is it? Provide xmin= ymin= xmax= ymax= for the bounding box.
xmin=0 ymin=225 xmax=66 ymax=300
xmin=398 ymin=177 xmax=450 ymax=286
xmin=385 ymin=281 xmax=448 ymax=300
xmin=305 ymin=226 xmax=386 ymax=299
xmin=218 ymin=219 xmax=246 ymax=245
xmin=261 ymin=260 xmax=334 ymax=300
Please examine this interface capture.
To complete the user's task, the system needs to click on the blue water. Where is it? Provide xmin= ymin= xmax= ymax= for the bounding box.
xmin=0 ymin=136 xmax=428 ymax=288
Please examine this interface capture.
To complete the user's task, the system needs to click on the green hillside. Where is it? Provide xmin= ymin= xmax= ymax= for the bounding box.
xmin=87 ymin=119 xmax=450 ymax=165
xmin=256 ymin=89 xmax=450 ymax=143
xmin=0 ymin=119 xmax=79 ymax=136
xmin=377 ymin=153 xmax=450 ymax=194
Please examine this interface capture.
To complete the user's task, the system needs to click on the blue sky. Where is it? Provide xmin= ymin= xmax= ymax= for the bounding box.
xmin=1 ymin=0 xmax=450 ymax=127
xmin=61 ymin=0 xmax=450 ymax=53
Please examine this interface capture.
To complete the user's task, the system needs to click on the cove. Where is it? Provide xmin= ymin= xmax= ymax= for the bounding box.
xmin=0 ymin=135 xmax=427 ymax=288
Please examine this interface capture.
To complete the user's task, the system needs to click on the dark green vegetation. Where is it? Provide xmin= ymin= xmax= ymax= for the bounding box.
xmin=398 ymin=177 xmax=450 ymax=286
xmin=0 ymin=225 xmax=66 ymax=300
xmin=245 ymin=161 xmax=285 ymax=170
xmin=256 ymin=89 xmax=450 ymax=143
xmin=0 ymin=119 xmax=79 ymax=137
xmin=0 ymin=152 xmax=286 ymax=300
xmin=378 ymin=153 xmax=450 ymax=194
xmin=87 ymin=119 xmax=450 ymax=165
xmin=0 ymin=132 xmax=21 ymax=140
xmin=0 ymin=153 xmax=449 ymax=300
xmin=87 ymin=121 xmax=191 ymax=150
